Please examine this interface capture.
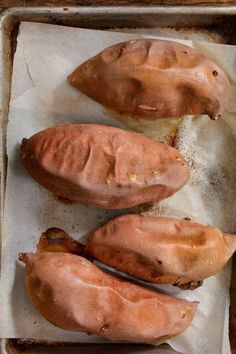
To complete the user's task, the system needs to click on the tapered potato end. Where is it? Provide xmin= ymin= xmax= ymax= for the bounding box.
xmin=155 ymin=299 xmax=199 ymax=343
xmin=224 ymin=233 xmax=236 ymax=258
xmin=37 ymin=228 xmax=83 ymax=255
xmin=18 ymin=252 xmax=34 ymax=264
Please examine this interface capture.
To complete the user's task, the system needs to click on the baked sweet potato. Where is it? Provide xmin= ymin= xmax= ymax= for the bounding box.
xmin=69 ymin=39 xmax=230 ymax=120
xmin=87 ymin=215 xmax=236 ymax=289
xmin=21 ymin=124 xmax=189 ymax=209
xmin=19 ymin=252 xmax=198 ymax=343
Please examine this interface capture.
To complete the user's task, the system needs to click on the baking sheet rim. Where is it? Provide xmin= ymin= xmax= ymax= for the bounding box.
xmin=1 ymin=6 xmax=236 ymax=353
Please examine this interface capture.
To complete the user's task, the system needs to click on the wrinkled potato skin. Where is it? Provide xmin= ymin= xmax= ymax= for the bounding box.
xmin=69 ymin=39 xmax=230 ymax=120
xmin=21 ymin=124 xmax=189 ymax=209
xmin=87 ymin=215 xmax=236 ymax=287
xmin=20 ymin=252 xmax=197 ymax=343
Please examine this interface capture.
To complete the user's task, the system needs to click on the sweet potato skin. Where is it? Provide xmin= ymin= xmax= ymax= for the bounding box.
xmin=69 ymin=39 xmax=230 ymax=120
xmin=21 ymin=124 xmax=189 ymax=209
xmin=20 ymin=252 xmax=198 ymax=343
xmin=87 ymin=215 xmax=236 ymax=287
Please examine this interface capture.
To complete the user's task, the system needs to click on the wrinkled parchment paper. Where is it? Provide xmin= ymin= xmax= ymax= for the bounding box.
xmin=0 ymin=22 xmax=236 ymax=354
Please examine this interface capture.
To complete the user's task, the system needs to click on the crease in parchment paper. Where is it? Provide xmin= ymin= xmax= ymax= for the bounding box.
xmin=10 ymin=38 xmax=35 ymax=101
xmin=21 ymin=39 xmax=35 ymax=88
xmin=1 ymin=22 xmax=235 ymax=354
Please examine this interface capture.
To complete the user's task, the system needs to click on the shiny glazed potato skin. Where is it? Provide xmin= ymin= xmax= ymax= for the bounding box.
xmin=87 ymin=215 xmax=236 ymax=288
xmin=69 ymin=39 xmax=230 ymax=120
xmin=21 ymin=124 xmax=189 ymax=209
xmin=20 ymin=252 xmax=198 ymax=343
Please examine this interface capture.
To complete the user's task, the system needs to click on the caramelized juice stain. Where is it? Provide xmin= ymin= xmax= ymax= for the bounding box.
xmin=102 ymin=107 xmax=184 ymax=215
xmin=103 ymin=107 xmax=182 ymax=146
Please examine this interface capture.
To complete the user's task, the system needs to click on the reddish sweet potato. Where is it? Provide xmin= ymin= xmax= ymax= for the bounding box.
xmin=87 ymin=215 xmax=236 ymax=289
xmin=21 ymin=124 xmax=189 ymax=209
xmin=69 ymin=39 xmax=230 ymax=120
xmin=19 ymin=252 xmax=198 ymax=343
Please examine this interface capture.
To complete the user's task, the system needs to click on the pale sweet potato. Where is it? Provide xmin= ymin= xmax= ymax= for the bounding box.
xmin=21 ymin=124 xmax=189 ymax=209
xmin=19 ymin=252 xmax=198 ymax=343
xmin=87 ymin=214 xmax=236 ymax=289
xmin=69 ymin=39 xmax=230 ymax=120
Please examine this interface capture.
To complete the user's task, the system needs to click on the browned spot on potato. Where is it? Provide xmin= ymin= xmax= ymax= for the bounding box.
xmin=53 ymin=195 xmax=77 ymax=205
xmin=37 ymin=228 xmax=84 ymax=256
xmin=213 ymin=70 xmax=218 ymax=77
xmin=21 ymin=138 xmax=28 ymax=145
xmin=18 ymin=253 xmax=27 ymax=262
xmin=118 ymin=47 xmax=125 ymax=55
xmin=173 ymin=277 xmax=181 ymax=286
xmin=178 ymin=280 xmax=203 ymax=290
xmin=106 ymin=177 xmax=113 ymax=186
xmin=129 ymin=173 xmax=137 ymax=182
xmin=168 ymin=126 xmax=179 ymax=147
xmin=186 ymin=304 xmax=193 ymax=311
xmin=100 ymin=324 xmax=109 ymax=333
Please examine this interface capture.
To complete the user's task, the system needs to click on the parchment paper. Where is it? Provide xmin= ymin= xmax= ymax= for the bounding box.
xmin=0 ymin=22 xmax=236 ymax=354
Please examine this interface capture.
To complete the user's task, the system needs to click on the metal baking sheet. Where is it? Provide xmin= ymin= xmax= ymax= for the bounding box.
xmin=0 ymin=6 xmax=236 ymax=354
